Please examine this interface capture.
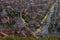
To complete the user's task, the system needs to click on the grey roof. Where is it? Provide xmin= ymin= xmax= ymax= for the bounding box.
xmin=14 ymin=17 xmax=26 ymax=28
xmin=0 ymin=9 xmax=7 ymax=17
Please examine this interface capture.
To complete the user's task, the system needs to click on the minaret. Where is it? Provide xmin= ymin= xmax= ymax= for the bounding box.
xmin=20 ymin=7 xmax=24 ymax=18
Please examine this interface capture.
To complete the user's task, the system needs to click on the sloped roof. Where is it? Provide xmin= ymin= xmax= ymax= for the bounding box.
xmin=0 ymin=9 xmax=7 ymax=17
xmin=14 ymin=17 xmax=26 ymax=28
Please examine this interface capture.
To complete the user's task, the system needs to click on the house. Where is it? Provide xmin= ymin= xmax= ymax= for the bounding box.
xmin=14 ymin=16 xmax=26 ymax=29
xmin=0 ymin=9 xmax=9 ymax=24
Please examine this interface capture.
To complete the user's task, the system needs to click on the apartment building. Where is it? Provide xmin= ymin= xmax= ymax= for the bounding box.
xmin=55 ymin=2 xmax=60 ymax=33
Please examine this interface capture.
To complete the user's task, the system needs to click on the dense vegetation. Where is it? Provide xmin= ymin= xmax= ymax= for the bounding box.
xmin=0 ymin=36 xmax=60 ymax=40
